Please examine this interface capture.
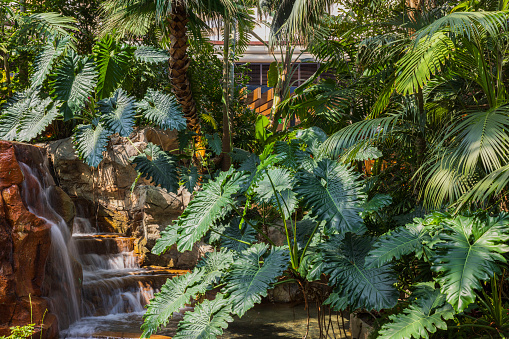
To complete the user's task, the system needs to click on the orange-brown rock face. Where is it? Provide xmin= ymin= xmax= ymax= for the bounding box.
xmin=0 ymin=141 xmax=58 ymax=339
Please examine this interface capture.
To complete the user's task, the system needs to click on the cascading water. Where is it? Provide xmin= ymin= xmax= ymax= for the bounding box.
xmin=19 ymin=163 xmax=81 ymax=329
xmin=18 ymin=159 xmax=181 ymax=338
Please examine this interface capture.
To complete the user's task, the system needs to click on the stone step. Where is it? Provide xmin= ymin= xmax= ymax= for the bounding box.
xmin=73 ymin=235 xmax=136 ymax=255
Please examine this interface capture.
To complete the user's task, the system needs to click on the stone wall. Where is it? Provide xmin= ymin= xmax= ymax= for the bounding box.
xmin=0 ymin=141 xmax=60 ymax=339
xmin=43 ymin=128 xmax=209 ymax=267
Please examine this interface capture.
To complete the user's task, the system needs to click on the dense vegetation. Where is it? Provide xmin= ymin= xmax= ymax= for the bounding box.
xmin=3 ymin=0 xmax=509 ymax=338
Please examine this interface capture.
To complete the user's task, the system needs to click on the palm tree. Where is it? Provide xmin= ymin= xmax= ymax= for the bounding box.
xmin=102 ymin=0 xmax=243 ymax=137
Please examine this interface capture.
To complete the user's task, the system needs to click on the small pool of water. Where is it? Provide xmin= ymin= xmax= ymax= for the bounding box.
xmin=61 ymin=303 xmax=350 ymax=339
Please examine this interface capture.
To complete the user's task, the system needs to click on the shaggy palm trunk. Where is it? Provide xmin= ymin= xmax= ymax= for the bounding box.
xmin=168 ymin=2 xmax=201 ymax=137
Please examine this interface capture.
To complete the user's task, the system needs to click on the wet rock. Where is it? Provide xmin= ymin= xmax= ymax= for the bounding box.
xmin=0 ymin=141 xmax=58 ymax=339
xmin=41 ymin=128 xmax=194 ymax=267
xmin=48 ymin=185 xmax=76 ymax=226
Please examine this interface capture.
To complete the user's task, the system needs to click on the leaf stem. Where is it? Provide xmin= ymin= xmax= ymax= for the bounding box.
xmin=210 ymin=228 xmax=251 ymax=246
xmin=230 ymin=204 xmax=276 ymax=246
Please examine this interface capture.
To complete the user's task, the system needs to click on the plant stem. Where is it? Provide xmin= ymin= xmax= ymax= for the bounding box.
xmin=210 ymin=228 xmax=251 ymax=245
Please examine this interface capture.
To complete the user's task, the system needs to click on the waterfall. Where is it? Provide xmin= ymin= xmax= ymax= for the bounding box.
xmin=19 ymin=163 xmax=81 ymax=329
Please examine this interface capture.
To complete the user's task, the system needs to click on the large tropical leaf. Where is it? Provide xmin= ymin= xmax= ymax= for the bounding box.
xmin=295 ymin=159 xmax=366 ymax=234
xmin=131 ymin=143 xmax=179 ymax=193
xmin=153 ymin=169 xmax=245 ymax=253
xmin=137 ymin=89 xmax=187 ymax=130
xmin=93 ymin=35 xmax=133 ymax=98
xmin=99 ymin=88 xmax=136 ymax=137
xmin=17 ymin=98 xmax=60 ymax=142
xmin=366 ymin=224 xmax=429 ymax=269
xmin=224 ymin=244 xmax=289 ymax=317
xmin=173 ymin=294 xmax=233 ymax=339
xmin=220 ymin=218 xmax=257 ymax=253
xmin=31 ymin=37 xmax=71 ymax=88
xmin=320 ymin=233 xmax=399 ymax=310
xmin=180 ymin=165 xmax=199 ymax=193
xmin=254 ymin=168 xmax=297 ymax=218
xmin=195 ymin=249 xmax=235 ymax=288
xmin=378 ymin=285 xmax=455 ymax=339
xmin=0 ymin=89 xmax=41 ymax=140
xmin=274 ymin=140 xmax=309 ymax=171
xmin=432 ymin=214 xmax=509 ymax=312
xmin=141 ymin=271 xmax=205 ymax=338
xmin=73 ymin=119 xmax=111 ymax=167
xmin=51 ymin=51 xmax=97 ymax=120
xmin=134 ymin=46 xmax=170 ymax=64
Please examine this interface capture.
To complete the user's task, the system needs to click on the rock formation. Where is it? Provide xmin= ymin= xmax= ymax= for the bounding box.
xmin=42 ymin=128 xmax=209 ymax=267
xmin=0 ymin=141 xmax=60 ymax=339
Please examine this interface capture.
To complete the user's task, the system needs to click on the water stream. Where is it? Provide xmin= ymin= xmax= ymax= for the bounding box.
xmin=19 ymin=161 xmax=179 ymax=338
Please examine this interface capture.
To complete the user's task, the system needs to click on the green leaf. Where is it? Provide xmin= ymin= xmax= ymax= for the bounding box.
xmin=134 ymin=46 xmax=170 ymax=64
xmin=99 ymin=88 xmax=136 ymax=137
xmin=321 ymin=233 xmax=399 ymax=310
xmin=141 ymin=271 xmax=205 ymax=337
xmin=51 ymin=51 xmax=97 ymax=121
xmin=274 ymin=140 xmax=309 ymax=171
xmin=220 ymin=218 xmax=257 ymax=253
xmin=195 ymin=249 xmax=235 ymax=288
xmin=295 ymin=159 xmax=366 ymax=234
xmin=267 ymin=61 xmax=279 ymax=87
xmin=173 ymin=294 xmax=233 ymax=339
xmin=93 ymin=35 xmax=133 ymax=98
xmin=153 ymin=169 xmax=244 ymax=253
xmin=378 ymin=286 xmax=454 ymax=339
xmin=360 ymin=193 xmax=392 ymax=218
xmin=206 ymin=133 xmax=222 ymax=156
xmin=366 ymin=225 xmax=429 ymax=269
xmin=224 ymin=244 xmax=290 ymax=317
xmin=323 ymin=289 xmax=349 ymax=312
xmin=180 ymin=166 xmax=199 ymax=193
xmin=354 ymin=146 xmax=383 ymax=161
xmin=17 ymin=99 xmax=60 ymax=142
xmin=137 ymin=89 xmax=186 ymax=130
xmin=73 ymin=119 xmax=110 ymax=167
xmin=0 ymin=89 xmax=41 ymax=140
xmin=31 ymin=37 xmax=70 ymax=88
xmin=255 ymin=115 xmax=271 ymax=142
xmin=131 ymin=143 xmax=179 ymax=193
xmin=432 ymin=214 xmax=509 ymax=312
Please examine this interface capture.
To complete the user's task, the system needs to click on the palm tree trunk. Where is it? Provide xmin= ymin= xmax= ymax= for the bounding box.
xmin=168 ymin=2 xmax=200 ymax=136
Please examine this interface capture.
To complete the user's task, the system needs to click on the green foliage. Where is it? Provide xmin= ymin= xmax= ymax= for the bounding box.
xmin=295 ymin=159 xmax=366 ymax=234
xmin=141 ymin=271 xmax=205 ymax=338
xmin=173 ymin=294 xmax=233 ymax=339
xmin=153 ymin=169 xmax=244 ymax=253
xmin=0 ymin=323 xmax=35 ymax=339
xmin=17 ymin=98 xmax=59 ymax=141
xmin=220 ymin=218 xmax=257 ymax=253
xmin=131 ymin=143 xmax=179 ymax=193
xmin=51 ymin=50 xmax=97 ymax=120
xmin=378 ymin=286 xmax=454 ymax=339
xmin=98 ymin=88 xmax=136 ymax=137
xmin=205 ymin=133 xmax=222 ymax=156
xmin=73 ymin=118 xmax=110 ymax=167
xmin=224 ymin=244 xmax=289 ymax=317
xmin=93 ymin=35 xmax=133 ymax=99
xmin=133 ymin=46 xmax=170 ymax=64
xmin=432 ymin=214 xmax=509 ymax=312
xmin=136 ymin=89 xmax=186 ymax=131
xmin=319 ymin=233 xmax=399 ymax=310
xmin=31 ymin=36 xmax=70 ymax=88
